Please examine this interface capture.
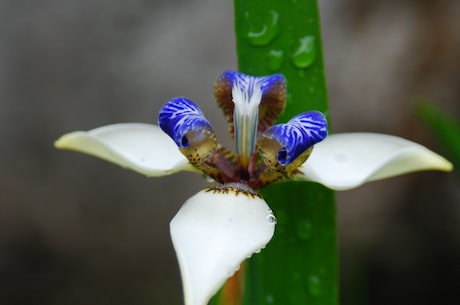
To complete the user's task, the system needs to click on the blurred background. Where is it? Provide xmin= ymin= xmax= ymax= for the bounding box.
xmin=1 ymin=0 xmax=459 ymax=304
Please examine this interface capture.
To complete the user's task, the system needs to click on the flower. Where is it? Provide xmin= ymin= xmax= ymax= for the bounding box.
xmin=55 ymin=71 xmax=452 ymax=305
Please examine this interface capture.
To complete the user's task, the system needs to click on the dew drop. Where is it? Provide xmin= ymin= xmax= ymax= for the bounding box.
xmin=226 ymin=265 xmax=240 ymax=277
xmin=292 ymin=271 xmax=301 ymax=280
xmin=265 ymin=294 xmax=275 ymax=304
xmin=308 ymin=275 xmax=322 ymax=297
xmin=296 ymin=219 xmax=313 ymax=240
xmin=266 ymin=213 xmax=277 ymax=225
xmin=205 ymin=175 xmax=215 ymax=183
xmin=247 ymin=10 xmax=280 ymax=46
xmin=267 ymin=49 xmax=284 ymax=71
xmin=332 ymin=151 xmax=350 ymax=165
xmin=291 ymin=35 xmax=317 ymax=69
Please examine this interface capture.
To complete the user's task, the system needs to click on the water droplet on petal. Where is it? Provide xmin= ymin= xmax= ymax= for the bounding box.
xmin=266 ymin=213 xmax=277 ymax=225
xmin=292 ymin=35 xmax=317 ymax=68
xmin=247 ymin=10 xmax=280 ymax=46
xmin=308 ymin=275 xmax=322 ymax=297
xmin=332 ymin=151 xmax=350 ymax=165
xmin=205 ymin=175 xmax=215 ymax=183
xmin=226 ymin=264 xmax=240 ymax=277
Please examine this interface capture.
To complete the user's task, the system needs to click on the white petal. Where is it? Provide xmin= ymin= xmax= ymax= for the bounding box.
xmin=170 ymin=184 xmax=276 ymax=305
xmin=55 ymin=123 xmax=195 ymax=176
xmin=298 ymin=133 xmax=453 ymax=190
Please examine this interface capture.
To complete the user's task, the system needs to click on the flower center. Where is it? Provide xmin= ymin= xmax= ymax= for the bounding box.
xmin=158 ymin=71 xmax=328 ymax=190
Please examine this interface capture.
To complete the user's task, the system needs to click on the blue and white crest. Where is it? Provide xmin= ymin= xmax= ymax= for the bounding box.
xmin=158 ymin=97 xmax=214 ymax=148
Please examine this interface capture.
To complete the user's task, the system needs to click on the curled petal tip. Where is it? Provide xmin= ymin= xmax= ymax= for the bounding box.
xmin=298 ymin=132 xmax=453 ymax=190
xmin=55 ymin=123 xmax=193 ymax=176
xmin=170 ymin=184 xmax=275 ymax=305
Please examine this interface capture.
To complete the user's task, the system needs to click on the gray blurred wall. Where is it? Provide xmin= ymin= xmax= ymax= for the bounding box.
xmin=1 ymin=0 xmax=459 ymax=304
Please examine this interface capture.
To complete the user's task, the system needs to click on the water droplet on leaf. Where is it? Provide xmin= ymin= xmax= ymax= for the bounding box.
xmin=267 ymin=49 xmax=284 ymax=71
xmin=247 ymin=10 xmax=280 ymax=46
xmin=291 ymin=35 xmax=317 ymax=68
xmin=308 ymin=275 xmax=322 ymax=297
xmin=296 ymin=219 xmax=313 ymax=240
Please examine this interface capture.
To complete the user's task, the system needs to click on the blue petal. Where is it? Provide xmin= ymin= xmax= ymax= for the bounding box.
xmin=158 ymin=97 xmax=214 ymax=148
xmin=262 ymin=111 xmax=328 ymax=166
xmin=221 ymin=70 xmax=285 ymax=97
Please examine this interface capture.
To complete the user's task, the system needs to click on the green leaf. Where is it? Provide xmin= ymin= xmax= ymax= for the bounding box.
xmin=233 ymin=1 xmax=338 ymax=305
xmin=234 ymin=0 xmax=329 ymax=118
xmin=246 ymin=182 xmax=337 ymax=305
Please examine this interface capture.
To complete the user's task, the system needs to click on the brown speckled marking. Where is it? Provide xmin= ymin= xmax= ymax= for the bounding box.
xmin=204 ymin=183 xmax=262 ymax=198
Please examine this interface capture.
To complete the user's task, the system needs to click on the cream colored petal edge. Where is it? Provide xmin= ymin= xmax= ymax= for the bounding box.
xmin=55 ymin=123 xmax=195 ymax=176
xmin=297 ymin=133 xmax=453 ymax=190
xmin=170 ymin=187 xmax=275 ymax=305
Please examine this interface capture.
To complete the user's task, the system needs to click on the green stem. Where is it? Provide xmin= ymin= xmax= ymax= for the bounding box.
xmin=216 ymin=263 xmax=246 ymax=305
xmin=234 ymin=0 xmax=338 ymax=305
